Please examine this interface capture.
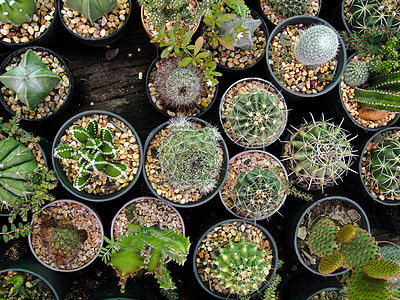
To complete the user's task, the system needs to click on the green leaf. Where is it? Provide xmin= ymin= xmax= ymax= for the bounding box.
xmin=212 ymin=71 xmax=222 ymax=77
xmin=217 ymin=37 xmax=235 ymax=50
xmin=2 ymin=225 xmax=7 ymax=233
xmin=203 ymin=15 xmax=212 ymax=24
xmin=179 ymin=57 xmax=192 ymax=67
xmin=3 ymin=235 xmax=9 ymax=243
xmin=196 ymin=52 xmax=209 ymax=59
xmin=11 ymin=224 xmax=16 ymax=231
xmin=216 ymin=13 xmax=237 ymax=22
xmin=194 ymin=36 xmax=204 ymax=55
xmin=161 ymin=47 xmax=172 ymax=58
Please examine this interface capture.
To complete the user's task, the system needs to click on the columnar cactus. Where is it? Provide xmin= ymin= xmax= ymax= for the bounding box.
xmin=158 ymin=118 xmax=223 ymax=194
xmin=343 ymin=60 xmax=370 ymax=87
xmin=54 ymin=118 xmax=128 ymax=191
xmin=0 ymin=49 xmax=61 ymax=111
xmin=212 ymin=238 xmax=272 ymax=298
xmin=283 ymin=118 xmax=356 ymax=190
xmin=293 ymin=25 xmax=339 ymax=66
xmin=0 ymin=137 xmax=37 ymax=207
xmin=268 ymin=0 xmax=310 ymax=18
xmin=0 ymin=0 xmax=36 ymax=26
xmin=226 ymin=89 xmax=286 ymax=147
xmin=64 ymin=0 xmax=118 ymax=24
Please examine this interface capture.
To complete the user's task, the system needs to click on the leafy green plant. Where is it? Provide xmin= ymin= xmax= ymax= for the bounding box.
xmin=64 ymin=0 xmax=118 ymax=24
xmin=0 ymin=0 xmax=36 ymax=26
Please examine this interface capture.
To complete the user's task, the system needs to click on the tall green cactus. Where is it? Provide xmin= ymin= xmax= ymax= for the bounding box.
xmin=0 ymin=137 xmax=37 ymax=207
xmin=226 ymin=89 xmax=286 ymax=147
xmin=54 ymin=118 xmax=128 ymax=191
xmin=0 ymin=49 xmax=61 ymax=111
xmin=64 ymin=0 xmax=118 ymax=24
xmin=0 ymin=0 xmax=36 ymax=26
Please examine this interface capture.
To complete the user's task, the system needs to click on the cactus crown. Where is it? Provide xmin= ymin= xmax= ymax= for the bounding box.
xmin=0 ymin=49 xmax=61 ymax=111
xmin=212 ymin=238 xmax=273 ymax=298
xmin=293 ymin=24 xmax=339 ymax=66
xmin=0 ymin=0 xmax=36 ymax=26
xmin=158 ymin=118 xmax=223 ymax=194
xmin=154 ymin=57 xmax=206 ymax=112
xmin=64 ymin=0 xmax=118 ymax=24
xmin=283 ymin=118 xmax=356 ymax=190
xmin=54 ymin=118 xmax=128 ymax=191
xmin=343 ymin=60 xmax=370 ymax=87
xmin=268 ymin=0 xmax=310 ymax=18
xmin=225 ymin=88 xmax=286 ymax=147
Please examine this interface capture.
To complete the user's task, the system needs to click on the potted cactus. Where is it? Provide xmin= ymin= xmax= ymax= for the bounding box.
xmin=0 ymin=47 xmax=73 ymax=121
xmin=282 ymin=116 xmax=357 ymax=191
xmin=143 ymin=117 xmax=229 ymax=207
xmin=52 ymin=110 xmax=143 ymax=202
xmin=219 ymin=77 xmax=287 ymax=149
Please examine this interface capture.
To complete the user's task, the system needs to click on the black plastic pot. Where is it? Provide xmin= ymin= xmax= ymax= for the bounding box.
xmin=265 ymin=15 xmax=347 ymax=101
xmin=288 ymin=196 xmax=370 ymax=276
xmin=192 ymin=218 xmax=279 ymax=299
xmin=145 ymin=56 xmax=219 ymax=118
xmin=58 ymin=0 xmax=133 ymax=47
xmin=51 ymin=110 xmax=144 ymax=202
xmin=358 ymin=127 xmax=400 ymax=206
xmin=142 ymin=117 xmax=229 ymax=208
xmin=89 ymin=281 xmax=156 ymax=300
xmin=0 ymin=46 xmax=74 ymax=122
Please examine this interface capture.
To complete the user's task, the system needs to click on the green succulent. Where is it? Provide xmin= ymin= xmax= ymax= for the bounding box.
xmin=343 ymin=60 xmax=370 ymax=87
xmin=0 ymin=0 xmax=36 ymax=26
xmin=268 ymin=0 xmax=310 ymax=18
xmin=64 ymin=0 xmax=118 ymax=24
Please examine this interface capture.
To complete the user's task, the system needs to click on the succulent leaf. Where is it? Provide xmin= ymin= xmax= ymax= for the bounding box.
xmin=64 ymin=0 xmax=118 ymax=24
xmin=0 ymin=0 xmax=36 ymax=25
xmin=318 ymin=251 xmax=345 ymax=275
xmin=364 ymin=258 xmax=400 ymax=279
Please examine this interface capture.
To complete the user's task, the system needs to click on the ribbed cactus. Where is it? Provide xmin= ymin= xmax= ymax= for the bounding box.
xmin=343 ymin=60 xmax=370 ymax=87
xmin=0 ymin=49 xmax=61 ymax=111
xmin=306 ymin=218 xmax=339 ymax=257
xmin=64 ymin=0 xmax=118 ymax=24
xmin=347 ymin=268 xmax=392 ymax=300
xmin=158 ymin=118 xmax=223 ymax=194
xmin=293 ymin=25 xmax=339 ymax=66
xmin=232 ymin=166 xmax=285 ymax=219
xmin=0 ymin=0 xmax=36 ymax=26
xmin=54 ymin=118 xmax=128 ymax=191
xmin=212 ymin=239 xmax=272 ymax=298
xmin=0 ymin=137 xmax=37 ymax=207
xmin=283 ymin=119 xmax=356 ymax=190
xmin=226 ymin=89 xmax=286 ymax=147
xmin=268 ymin=0 xmax=310 ymax=18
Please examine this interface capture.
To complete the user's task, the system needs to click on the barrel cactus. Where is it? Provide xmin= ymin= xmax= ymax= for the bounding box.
xmin=293 ymin=25 xmax=339 ymax=66
xmin=0 ymin=0 xmax=36 ymax=26
xmin=343 ymin=60 xmax=370 ymax=87
xmin=0 ymin=49 xmax=61 ymax=111
xmin=64 ymin=0 xmax=118 ymax=24
xmin=0 ymin=137 xmax=37 ymax=207
xmin=268 ymin=0 xmax=310 ymax=18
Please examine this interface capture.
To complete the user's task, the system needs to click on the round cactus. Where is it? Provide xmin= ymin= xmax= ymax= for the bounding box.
xmin=0 ymin=0 xmax=36 ymax=26
xmin=293 ymin=25 xmax=339 ymax=66
xmin=0 ymin=137 xmax=37 ymax=207
xmin=268 ymin=0 xmax=310 ymax=18
xmin=343 ymin=60 xmax=370 ymax=87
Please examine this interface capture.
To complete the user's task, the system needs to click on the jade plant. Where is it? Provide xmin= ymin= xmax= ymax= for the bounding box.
xmin=0 ymin=49 xmax=61 ymax=111
xmin=64 ymin=0 xmax=118 ymax=24
xmin=53 ymin=118 xmax=128 ymax=191
xmin=0 ymin=0 xmax=36 ymax=26
xmin=99 ymin=224 xmax=190 ymax=292
xmin=267 ymin=0 xmax=310 ymax=18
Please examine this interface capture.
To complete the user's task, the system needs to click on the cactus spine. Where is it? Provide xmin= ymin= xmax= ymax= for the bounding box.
xmin=268 ymin=0 xmax=310 ymax=18
xmin=344 ymin=60 xmax=370 ymax=87
xmin=293 ymin=25 xmax=339 ymax=66
xmin=64 ymin=0 xmax=118 ymax=24
xmin=0 ymin=0 xmax=36 ymax=26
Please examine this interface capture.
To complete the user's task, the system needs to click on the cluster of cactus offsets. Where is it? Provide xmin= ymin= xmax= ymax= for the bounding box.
xmin=343 ymin=60 xmax=370 ymax=87
xmin=348 ymin=0 xmax=400 ymax=34
xmin=232 ymin=166 xmax=285 ymax=219
xmin=64 ymin=0 xmax=118 ymax=24
xmin=292 ymin=25 xmax=339 ymax=66
xmin=369 ymin=137 xmax=400 ymax=198
xmin=0 ymin=50 xmax=61 ymax=111
xmin=154 ymin=57 xmax=206 ymax=111
xmin=0 ymin=0 xmax=36 ymax=26
xmin=54 ymin=118 xmax=128 ymax=191
xmin=158 ymin=118 xmax=223 ymax=194
xmin=0 ymin=137 xmax=37 ymax=207
xmin=267 ymin=0 xmax=310 ymax=18
xmin=283 ymin=118 xmax=356 ymax=190
xmin=226 ymin=89 xmax=286 ymax=147
xmin=212 ymin=238 xmax=273 ymax=298
xmin=367 ymin=36 xmax=400 ymax=76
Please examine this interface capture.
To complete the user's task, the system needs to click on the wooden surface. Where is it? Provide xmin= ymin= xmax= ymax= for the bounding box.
xmin=1 ymin=0 xmax=400 ymax=299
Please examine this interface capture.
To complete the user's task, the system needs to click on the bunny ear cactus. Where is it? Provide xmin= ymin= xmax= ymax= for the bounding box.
xmin=0 ymin=49 xmax=61 ymax=111
xmin=64 ymin=0 xmax=118 ymax=24
xmin=0 ymin=0 xmax=36 ymax=26
xmin=306 ymin=218 xmax=340 ymax=257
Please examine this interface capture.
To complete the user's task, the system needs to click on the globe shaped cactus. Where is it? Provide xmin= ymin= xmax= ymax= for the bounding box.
xmin=343 ymin=60 xmax=370 ymax=87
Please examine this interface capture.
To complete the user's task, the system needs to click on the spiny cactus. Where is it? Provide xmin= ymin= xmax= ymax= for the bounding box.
xmin=364 ymin=258 xmax=400 ymax=279
xmin=343 ymin=60 xmax=370 ymax=87
xmin=102 ymin=224 xmax=190 ymax=292
xmin=318 ymin=251 xmax=345 ymax=275
xmin=380 ymin=243 xmax=400 ymax=290
xmin=212 ymin=238 xmax=272 ymax=298
xmin=0 ymin=137 xmax=37 ymax=207
xmin=0 ymin=49 xmax=61 ymax=111
xmin=225 ymin=88 xmax=286 ymax=147
xmin=64 ymin=0 xmax=118 ymax=24
xmin=54 ymin=118 xmax=128 ymax=191
xmin=367 ymin=36 xmax=400 ymax=76
xmin=154 ymin=57 xmax=206 ymax=112
xmin=306 ymin=218 xmax=339 ymax=257
xmin=0 ymin=0 xmax=36 ymax=26
xmin=158 ymin=118 xmax=223 ymax=194
xmin=268 ymin=0 xmax=310 ymax=18
xmin=293 ymin=25 xmax=339 ymax=66
xmin=283 ymin=118 xmax=356 ymax=190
